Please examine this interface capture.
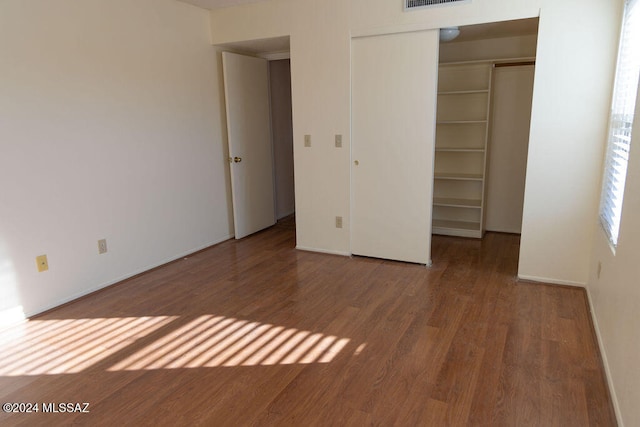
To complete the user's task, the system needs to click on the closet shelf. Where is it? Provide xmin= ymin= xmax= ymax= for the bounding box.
xmin=433 ymin=198 xmax=482 ymax=208
xmin=432 ymin=220 xmax=482 ymax=238
xmin=433 ymin=219 xmax=480 ymax=230
xmin=433 ymin=61 xmax=493 ymax=239
xmin=437 ymin=120 xmax=487 ymax=125
xmin=438 ymin=89 xmax=489 ymax=95
xmin=434 ymin=173 xmax=484 ymax=181
xmin=435 ymin=147 xmax=484 ymax=153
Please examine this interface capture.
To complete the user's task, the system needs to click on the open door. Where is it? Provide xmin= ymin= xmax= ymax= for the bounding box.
xmin=222 ymin=52 xmax=276 ymax=239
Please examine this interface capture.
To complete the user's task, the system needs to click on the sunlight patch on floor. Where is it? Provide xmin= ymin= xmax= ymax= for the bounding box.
xmin=0 ymin=314 xmax=354 ymax=376
xmin=0 ymin=316 xmax=176 ymax=376
xmin=108 ymin=314 xmax=351 ymax=371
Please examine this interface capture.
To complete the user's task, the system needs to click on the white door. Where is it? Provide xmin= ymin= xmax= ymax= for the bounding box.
xmin=485 ymin=64 xmax=535 ymax=233
xmin=222 ymin=52 xmax=276 ymax=239
xmin=351 ymin=31 xmax=439 ymax=265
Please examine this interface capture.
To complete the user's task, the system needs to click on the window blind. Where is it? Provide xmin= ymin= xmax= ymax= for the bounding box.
xmin=600 ymin=0 xmax=640 ymax=247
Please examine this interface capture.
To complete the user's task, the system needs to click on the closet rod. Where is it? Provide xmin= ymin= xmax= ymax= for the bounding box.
xmin=494 ymin=61 xmax=535 ymax=68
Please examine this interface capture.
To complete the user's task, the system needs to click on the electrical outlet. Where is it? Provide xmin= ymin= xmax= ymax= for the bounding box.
xmin=335 ymin=134 xmax=342 ymax=148
xmin=335 ymin=216 xmax=343 ymax=229
xmin=304 ymin=134 xmax=311 ymax=147
xmin=36 ymin=255 xmax=48 ymax=272
xmin=98 ymin=239 xmax=107 ymax=254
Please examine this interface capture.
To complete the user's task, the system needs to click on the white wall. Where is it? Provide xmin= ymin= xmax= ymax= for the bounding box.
xmin=588 ymin=80 xmax=640 ymax=426
xmin=212 ymin=0 xmax=351 ymax=253
xmin=210 ymin=0 xmax=620 ymax=286
xmin=518 ymin=1 xmax=620 ymax=285
xmin=269 ymin=59 xmax=295 ymax=219
xmin=0 ymin=0 xmax=233 ymax=323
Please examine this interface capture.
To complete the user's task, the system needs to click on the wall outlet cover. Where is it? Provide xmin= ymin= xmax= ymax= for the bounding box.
xmin=36 ymin=254 xmax=48 ymax=272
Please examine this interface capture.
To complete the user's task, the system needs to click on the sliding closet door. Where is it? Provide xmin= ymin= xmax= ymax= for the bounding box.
xmin=351 ymin=30 xmax=439 ymax=265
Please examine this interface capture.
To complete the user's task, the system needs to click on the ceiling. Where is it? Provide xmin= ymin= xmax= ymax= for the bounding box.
xmin=217 ymin=36 xmax=290 ymax=55
xmin=178 ymin=0 xmax=538 ymax=47
xmin=452 ymin=18 xmax=539 ymax=43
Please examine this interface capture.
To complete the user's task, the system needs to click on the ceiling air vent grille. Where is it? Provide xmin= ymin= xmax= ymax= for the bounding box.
xmin=405 ymin=0 xmax=468 ymax=11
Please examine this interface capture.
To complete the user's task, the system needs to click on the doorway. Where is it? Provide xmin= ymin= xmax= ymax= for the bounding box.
xmin=432 ymin=18 xmax=538 ymax=243
xmin=269 ymin=59 xmax=296 ymax=222
xmin=218 ymin=37 xmax=295 ymax=241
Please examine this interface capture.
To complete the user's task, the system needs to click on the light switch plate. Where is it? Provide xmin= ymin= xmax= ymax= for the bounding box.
xmin=335 ymin=134 xmax=342 ymax=148
xmin=335 ymin=216 xmax=343 ymax=229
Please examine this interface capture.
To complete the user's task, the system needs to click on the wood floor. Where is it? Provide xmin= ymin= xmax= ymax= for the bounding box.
xmin=0 ymin=219 xmax=616 ymax=426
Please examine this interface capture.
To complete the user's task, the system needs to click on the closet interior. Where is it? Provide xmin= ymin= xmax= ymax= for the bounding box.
xmin=433 ymin=18 xmax=539 ymax=238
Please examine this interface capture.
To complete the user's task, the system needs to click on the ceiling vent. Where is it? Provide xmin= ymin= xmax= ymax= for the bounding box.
xmin=405 ymin=0 xmax=469 ymax=11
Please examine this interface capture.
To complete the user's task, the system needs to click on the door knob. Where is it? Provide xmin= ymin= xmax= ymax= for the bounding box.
xmin=234 ymin=157 xmax=242 ymax=163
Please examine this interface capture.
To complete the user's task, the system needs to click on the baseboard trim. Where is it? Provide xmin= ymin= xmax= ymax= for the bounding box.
xmin=586 ymin=288 xmax=624 ymax=426
xmin=517 ymin=274 xmax=586 ymax=288
xmin=277 ymin=210 xmax=295 ymax=220
xmin=296 ymin=246 xmax=351 ymax=257
xmin=25 ymin=234 xmax=234 ymax=320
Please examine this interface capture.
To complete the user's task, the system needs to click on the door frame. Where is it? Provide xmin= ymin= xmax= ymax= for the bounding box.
xmin=431 ymin=17 xmax=540 ymax=271
xmin=218 ymin=44 xmax=294 ymax=239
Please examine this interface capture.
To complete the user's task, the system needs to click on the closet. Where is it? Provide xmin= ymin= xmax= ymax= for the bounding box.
xmin=433 ymin=18 xmax=538 ymax=239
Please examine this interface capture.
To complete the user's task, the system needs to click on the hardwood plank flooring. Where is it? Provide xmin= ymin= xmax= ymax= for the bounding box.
xmin=0 ymin=219 xmax=616 ymax=426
